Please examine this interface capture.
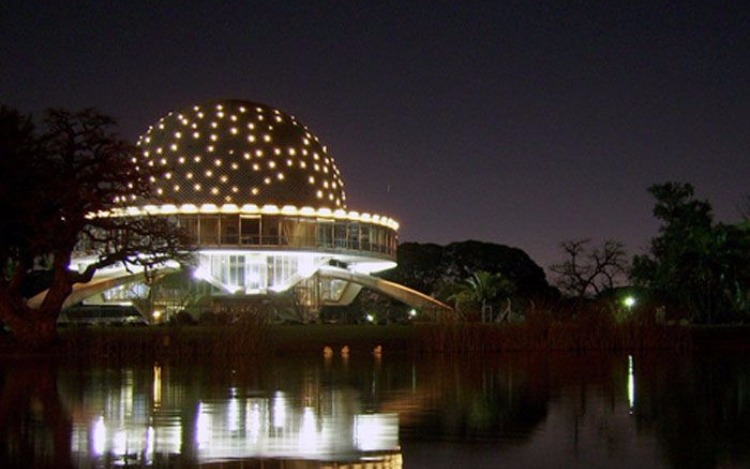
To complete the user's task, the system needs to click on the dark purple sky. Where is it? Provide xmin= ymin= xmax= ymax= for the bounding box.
xmin=3 ymin=1 xmax=749 ymax=274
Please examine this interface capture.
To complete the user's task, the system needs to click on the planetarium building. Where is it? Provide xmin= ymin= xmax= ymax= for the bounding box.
xmin=64 ymin=99 xmax=448 ymax=323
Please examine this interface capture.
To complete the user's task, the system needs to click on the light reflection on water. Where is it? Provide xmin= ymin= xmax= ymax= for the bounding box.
xmin=1 ymin=351 xmax=750 ymax=468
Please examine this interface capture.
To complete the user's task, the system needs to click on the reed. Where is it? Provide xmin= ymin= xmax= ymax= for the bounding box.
xmin=413 ymin=311 xmax=692 ymax=353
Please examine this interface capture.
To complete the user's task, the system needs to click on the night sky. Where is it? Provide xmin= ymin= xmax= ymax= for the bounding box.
xmin=2 ymin=1 xmax=749 ymax=275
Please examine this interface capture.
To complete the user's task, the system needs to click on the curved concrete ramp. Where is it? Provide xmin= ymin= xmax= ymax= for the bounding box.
xmin=318 ymin=265 xmax=452 ymax=313
xmin=27 ymin=269 xmax=169 ymax=310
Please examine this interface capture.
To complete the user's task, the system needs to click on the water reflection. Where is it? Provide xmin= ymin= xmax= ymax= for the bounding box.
xmin=1 ymin=351 xmax=750 ymax=468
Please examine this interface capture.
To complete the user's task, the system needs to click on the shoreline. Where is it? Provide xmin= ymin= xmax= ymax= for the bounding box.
xmin=1 ymin=324 xmax=748 ymax=362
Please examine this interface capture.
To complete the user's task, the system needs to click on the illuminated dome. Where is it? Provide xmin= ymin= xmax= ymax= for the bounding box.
xmin=66 ymin=98 xmax=451 ymax=325
xmin=136 ymin=99 xmax=347 ymax=208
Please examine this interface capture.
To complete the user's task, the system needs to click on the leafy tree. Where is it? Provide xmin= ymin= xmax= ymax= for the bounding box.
xmin=385 ymin=240 xmax=554 ymax=301
xmin=448 ymin=271 xmax=515 ymax=322
xmin=632 ymin=182 xmax=750 ymax=323
xmin=0 ymin=106 xmax=188 ymax=348
xmin=550 ymin=239 xmax=629 ymax=298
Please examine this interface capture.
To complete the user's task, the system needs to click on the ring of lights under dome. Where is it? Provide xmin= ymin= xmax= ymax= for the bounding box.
xmin=133 ymin=99 xmax=347 ymax=208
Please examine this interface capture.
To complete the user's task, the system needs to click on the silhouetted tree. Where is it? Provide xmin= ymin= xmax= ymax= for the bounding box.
xmin=385 ymin=240 xmax=554 ymax=302
xmin=550 ymin=239 xmax=629 ymax=298
xmin=0 ymin=106 xmax=189 ymax=348
xmin=631 ymin=182 xmax=750 ymax=323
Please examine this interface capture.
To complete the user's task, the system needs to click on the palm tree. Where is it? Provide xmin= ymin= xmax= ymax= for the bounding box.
xmin=449 ymin=271 xmax=515 ymax=322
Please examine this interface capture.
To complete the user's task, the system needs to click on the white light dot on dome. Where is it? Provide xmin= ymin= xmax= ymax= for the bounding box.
xmin=194 ymin=183 xmax=201 ymax=191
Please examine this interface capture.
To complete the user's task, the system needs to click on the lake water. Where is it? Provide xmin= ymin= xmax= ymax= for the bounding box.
xmin=1 ymin=350 xmax=749 ymax=468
